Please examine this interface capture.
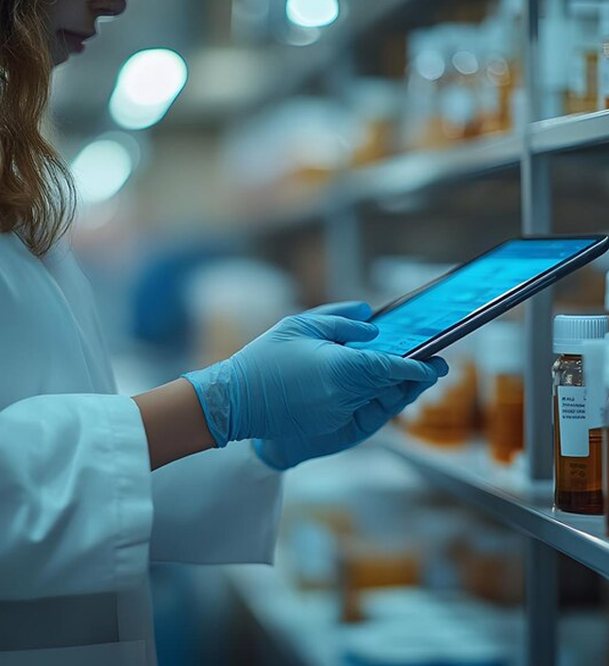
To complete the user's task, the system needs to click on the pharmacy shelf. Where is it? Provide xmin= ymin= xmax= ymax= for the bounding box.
xmin=226 ymin=565 xmax=337 ymax=666
xmin=376 ymin=427 xmax=609 ymax=581
xmin=231 ymin=111 xmax=609 ymax=235
xmin=344 ymin=133 xmax=522 ymax=205
xmin=225 ymin=133 xmax=522 ymax=236
xmin=530 ymin=110 xmax=609 ymax=154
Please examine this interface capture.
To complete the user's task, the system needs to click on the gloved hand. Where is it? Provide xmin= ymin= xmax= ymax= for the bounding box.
xmin=252 ymin=302 xmax=447 ymax=469
xmin=182 ymin=302 xmax=448 ymax=460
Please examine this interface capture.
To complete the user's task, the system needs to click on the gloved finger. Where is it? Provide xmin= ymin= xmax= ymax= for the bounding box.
xmin=372 ymin=377 xmax=437 ymax=414
xmin=306 ymin=301 xmax=373 ymax=321
xmin=395 ymin=379 xmax=438 ymax=409
xmin=426 ymin=356 xmax=449 ymax=377
xmin=304 ymin=315 xmax=379 ymax=343
xmin=381 ymin=378 xmax=436 ymax=408
xmin=295 ymin=380 xmax=437 ymax=459
xmin=356 ymin=351 xmax=442 ymax=384
xmin=350 ymin=391 xmax=413 ymax=441
xmin=373 ymin=382 xmax=418 ymax=411
xmin=343 ymin=380 xmax=429 ymax=441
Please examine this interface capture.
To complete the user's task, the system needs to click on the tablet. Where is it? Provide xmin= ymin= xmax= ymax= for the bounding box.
xmin=347 ymin=235 xmax=609 ymax=359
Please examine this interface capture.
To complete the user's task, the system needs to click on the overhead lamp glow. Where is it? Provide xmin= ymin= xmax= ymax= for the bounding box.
xmin=286 ymin=0 xmax=339 ymax=28
xmin=72 ymin=139 xmax=133 ymax=204
xmin=110 ymin=49 xmax=188 ymax=130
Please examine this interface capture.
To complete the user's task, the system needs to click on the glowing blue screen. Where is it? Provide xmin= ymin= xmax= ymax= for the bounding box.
xmin=349 ymin=239 xmax=597 ymax=357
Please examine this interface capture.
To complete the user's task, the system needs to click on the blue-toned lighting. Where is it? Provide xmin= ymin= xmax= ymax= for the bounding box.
xmin=72 ymin=138 xmax=133 ymax=204
xmin=110 ymin=49 xmax=188 ymax=130
xmin=286 ymin=0 xmax=339 ymax=28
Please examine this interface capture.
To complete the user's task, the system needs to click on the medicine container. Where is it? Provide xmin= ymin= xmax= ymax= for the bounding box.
xmin=552 ymin=315 xmax=608 ymax=515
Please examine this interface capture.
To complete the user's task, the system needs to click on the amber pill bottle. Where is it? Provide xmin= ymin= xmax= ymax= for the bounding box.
xmin=553 ymin=315 xmax=609 ymax=515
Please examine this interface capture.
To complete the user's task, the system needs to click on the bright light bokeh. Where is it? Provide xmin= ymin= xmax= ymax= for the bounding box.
xmin=72 ymin=139 xmax=133 ymax=204
xmin=110 ymin=49 xmax=188 ymax=130
xmin=286 ymin=0 xmax=339 ymax=28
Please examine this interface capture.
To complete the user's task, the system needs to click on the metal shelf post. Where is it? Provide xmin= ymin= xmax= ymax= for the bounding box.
xmin=526 ymin=541 xmax=559 ymax=666
xmin=324 ymin=206 xmax=364 ymax=301
xmin=522 ymin=1 xmax=559 ymax=664
xmin=323 ymin=50 xmax=364 ymax=302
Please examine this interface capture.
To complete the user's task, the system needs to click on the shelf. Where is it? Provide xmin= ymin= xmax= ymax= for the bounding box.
xmin=344 ymin=133 xmax=522 ymax=204
xmin=221 ymin=133 xmax=523 ymax=236
xmin=226 ymin=112 xmax=609 ymax=235
xmin=530 ymin=111 xmax=609 ymax=155
xmin=376 ymin=427 xmax=609 ymax=580
xmin=226 ymin=565 xmax=524 ymax=666
xmin=220 ymin=111 xmax=609 ymax=234
xmin=226 ymin=565 xmax=338 ymax=666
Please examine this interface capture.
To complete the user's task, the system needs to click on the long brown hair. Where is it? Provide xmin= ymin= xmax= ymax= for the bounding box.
xmin=0 ymin=0 xmax=76 ymax=256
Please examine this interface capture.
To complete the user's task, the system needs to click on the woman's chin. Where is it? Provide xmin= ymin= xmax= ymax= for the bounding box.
xmin=51 ymin=44 xmax=71 ymax=66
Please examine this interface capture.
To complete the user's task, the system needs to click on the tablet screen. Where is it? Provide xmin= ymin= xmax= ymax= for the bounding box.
xmin=349 ymin=238 xmax=598 ymax=357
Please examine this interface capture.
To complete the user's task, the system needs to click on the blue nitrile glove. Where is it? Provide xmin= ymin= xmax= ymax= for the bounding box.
xmin=252 ymin=302 xmax=448 ymax=469
xmin=182 ymin=302 xmax=448 ymax=456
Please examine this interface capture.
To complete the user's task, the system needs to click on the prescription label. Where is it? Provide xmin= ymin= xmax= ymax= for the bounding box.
xmin=557 ymin=386 xmax=589 ymax=458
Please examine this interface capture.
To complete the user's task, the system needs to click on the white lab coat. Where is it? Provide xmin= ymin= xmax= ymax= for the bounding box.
xmin=0 ymin=232 xmax=283 ymax=665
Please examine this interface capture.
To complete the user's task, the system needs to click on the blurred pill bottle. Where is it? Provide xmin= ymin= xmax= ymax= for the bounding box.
xmin=283 ymin=505 xmax=353 ymax=591
xmin=400 ymin=338 xmax=479 ymax=447
xmin=401 ymin=27 xmax=450 ymax=151
xmin=439 ymin=24 xmax=483 ymax=141
xmin=479 ymin=0 xmax=524 ymax=134
xmin=478 ymin=19 xmax=512 ymax=135
xmin=185 ymin=260 xmax=298 ymax=367
xmin=350 ymin=79 xmax=400 ymax=166
xmin=539 ymin=0 xmax=569 ymax=119
xmin=453 ymin=527 xmax=524 ymax=605
xmin=553 ymin=315 xmax=608 ymax=515
xmin=598 ymin=2 xmax=609 ymax=109
xmin=337 ymin=539 xmax=421 ymax=623
xmin=564 ymin=1 xmax=599 ymax=115
xmin=477 ymin=321 xmax=525 ymax=464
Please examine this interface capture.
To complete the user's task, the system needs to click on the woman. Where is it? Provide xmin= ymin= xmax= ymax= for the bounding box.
xmin=0 ymin=1 xmax=447 ymax=664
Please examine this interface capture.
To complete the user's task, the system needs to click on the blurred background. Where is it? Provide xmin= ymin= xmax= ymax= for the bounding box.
xmin=51 ymin=0 xmax=609 ymax=664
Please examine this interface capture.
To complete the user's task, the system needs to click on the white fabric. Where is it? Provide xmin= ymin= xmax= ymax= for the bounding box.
xmin=0 ymin=394 xmax=153 ymax=601
xmin=0 ymin=233 xmax=283 ymax=665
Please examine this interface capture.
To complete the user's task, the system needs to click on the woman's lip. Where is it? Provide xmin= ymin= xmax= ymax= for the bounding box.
xmin=60 ymin=30 xmax=95 ymax=53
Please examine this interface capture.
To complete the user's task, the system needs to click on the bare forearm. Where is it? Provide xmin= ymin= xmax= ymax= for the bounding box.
xmin=133 ymin=378 xmax=216 ymax=470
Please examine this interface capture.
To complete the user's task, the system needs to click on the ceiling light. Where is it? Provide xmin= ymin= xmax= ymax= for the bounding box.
xmin=110 ymin=49 xmax=188 ymax=130
xmin=286 ymin=0 xmax=339 ymax=28
xmin=72 ymin=138 xmax=133 ymax=204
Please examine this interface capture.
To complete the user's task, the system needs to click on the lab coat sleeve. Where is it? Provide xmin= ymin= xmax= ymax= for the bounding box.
xmin=150 ymin=442 xmax=283 ymax=565
xmin=0 ymin=394 xmax=153 ymax=601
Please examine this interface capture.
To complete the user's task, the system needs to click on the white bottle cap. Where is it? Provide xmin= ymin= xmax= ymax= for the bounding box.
xmin=553 ymin=315 xmax=609 ymax=354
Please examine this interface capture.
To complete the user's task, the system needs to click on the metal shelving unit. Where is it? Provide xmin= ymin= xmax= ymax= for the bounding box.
xmin=313 ymin=1 xmax=608 ymax=663
xmin=225 ymin=133 xmax=522 ymax=238
xmin=227 ymin=2 xmax=609 ymax=665
xmin=531 ymin=110 xmax=609 ymax=154
xmin=343 ymin=133 xmax=522 ymax=204
xmin=228 ymin=111 xmax=609 ymax=238
xmin=377 ymin=429 xmax=609 ymax=579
